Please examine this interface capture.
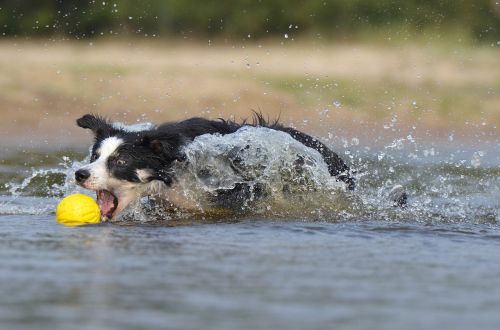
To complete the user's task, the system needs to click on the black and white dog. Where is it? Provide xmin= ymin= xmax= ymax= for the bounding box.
xmin=74 ymin=114 xmax=367 ymax=220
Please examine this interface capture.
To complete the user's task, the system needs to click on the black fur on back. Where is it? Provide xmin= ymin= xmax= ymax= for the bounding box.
xmin=77 ymin=113 xmax=355 ymax=190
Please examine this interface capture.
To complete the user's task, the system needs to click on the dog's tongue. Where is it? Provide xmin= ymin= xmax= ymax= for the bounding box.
xmin=97 ymin=190 xmax=118 ymax=220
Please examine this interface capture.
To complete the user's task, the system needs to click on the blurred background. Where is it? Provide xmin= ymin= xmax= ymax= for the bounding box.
xmin=1 ymin=4 xmax=500 ymax=330
xmin=0 ymin=0 xmax=498 ymax=149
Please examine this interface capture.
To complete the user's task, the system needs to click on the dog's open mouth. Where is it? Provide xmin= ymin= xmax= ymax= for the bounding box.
xmin=97 ymin=190 xmax=118 ymax=220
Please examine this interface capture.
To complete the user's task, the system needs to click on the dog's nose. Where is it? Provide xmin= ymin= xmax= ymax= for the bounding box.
xmin=75 ymin=169 xmax=90 ymax=183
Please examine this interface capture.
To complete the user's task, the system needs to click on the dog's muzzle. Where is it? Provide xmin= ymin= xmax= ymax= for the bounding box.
xmin=75 ymin=169 xmax=90 ymax=184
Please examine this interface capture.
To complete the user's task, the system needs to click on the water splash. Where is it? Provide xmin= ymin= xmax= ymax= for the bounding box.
xmin=0 ymin=154 xmax=89 ymax=215
xmin=7 ymin=155 xmax=87 ymax=197
xmin=0 ymin=124 xmax=498 ymax=224
xmin=169 ymin=126 xmax=349 ymax=215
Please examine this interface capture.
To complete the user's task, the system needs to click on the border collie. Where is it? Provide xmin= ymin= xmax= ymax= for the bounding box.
xmin=74 ymin=113 xmax=360 ymax=220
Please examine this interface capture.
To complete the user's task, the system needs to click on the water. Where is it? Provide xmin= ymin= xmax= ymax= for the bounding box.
xmin=0 ymin=127 xmax=499 ymax=330
xmin=169 ymin=126 xmax=347 ymax=215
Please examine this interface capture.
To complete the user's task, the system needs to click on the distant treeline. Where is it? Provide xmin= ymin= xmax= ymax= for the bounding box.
xmin=1 ymin=0 xmax=499 ymax=41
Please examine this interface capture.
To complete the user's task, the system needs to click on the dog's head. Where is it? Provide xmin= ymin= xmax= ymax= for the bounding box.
xmin=74 ymin=114 xmax=183 ymax=219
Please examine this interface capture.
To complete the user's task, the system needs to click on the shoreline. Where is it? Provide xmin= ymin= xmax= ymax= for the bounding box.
xmin=0 ymin=40 xmax=498 ymax=152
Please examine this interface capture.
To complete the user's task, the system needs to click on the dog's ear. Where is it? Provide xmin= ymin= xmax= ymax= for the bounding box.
xmin=76 ymin=114 xmax=117 ymax=139
xmin=149 ymin=139 xmax=165 ymax=155
xmin=142 ymin=135 xmax=185 ymax=161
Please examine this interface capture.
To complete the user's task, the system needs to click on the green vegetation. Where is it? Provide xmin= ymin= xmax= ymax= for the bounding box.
xmin=0 ymin=0 xmax=498 ymax=41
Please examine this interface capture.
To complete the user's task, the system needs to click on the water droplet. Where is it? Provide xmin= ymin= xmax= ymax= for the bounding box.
xmin=471 ymin=152 xmax=482 ymax=168
xmin=284 ymin=33 xmax=288 ymax=39
xmin=423 ymin=148 xmax=435 ymax=157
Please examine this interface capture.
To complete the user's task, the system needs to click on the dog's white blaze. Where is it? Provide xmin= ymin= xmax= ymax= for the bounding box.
xmin=99 ymin=137 xmax=124 ymax=159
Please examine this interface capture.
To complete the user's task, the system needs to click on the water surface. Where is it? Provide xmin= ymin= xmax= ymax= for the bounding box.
xmin=0 ymin=136 xmax=498 ymax=330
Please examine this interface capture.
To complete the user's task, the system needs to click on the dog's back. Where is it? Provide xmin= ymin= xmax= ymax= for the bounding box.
xmin=155 ymin=115 xmax=355 ymax=190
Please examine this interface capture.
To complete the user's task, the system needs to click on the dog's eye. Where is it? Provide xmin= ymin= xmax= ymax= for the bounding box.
xmin=116 ymin=159 xmax=126 ymax=166
xmin=90 ymin=154 xmax=98 ymax=162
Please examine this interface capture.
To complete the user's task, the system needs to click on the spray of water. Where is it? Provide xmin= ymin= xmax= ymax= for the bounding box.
xmin=1 ymin=123 xmax=498 ymax=224
xmin=0 ymin=154 xmax=90 ymax=216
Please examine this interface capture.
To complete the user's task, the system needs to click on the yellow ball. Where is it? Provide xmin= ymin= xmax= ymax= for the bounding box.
xmin=56 ymin=194 xmax=101 ymax=227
